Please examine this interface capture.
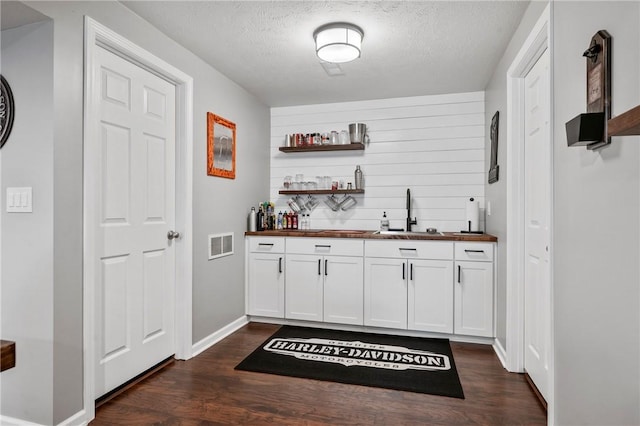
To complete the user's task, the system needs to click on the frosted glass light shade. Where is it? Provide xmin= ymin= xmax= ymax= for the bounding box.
xmin=314 ymin=23 xmax=364 ymax=64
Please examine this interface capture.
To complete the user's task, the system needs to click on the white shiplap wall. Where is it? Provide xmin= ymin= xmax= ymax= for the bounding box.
xmin=270 ymin=91 xmax=485 ymax=232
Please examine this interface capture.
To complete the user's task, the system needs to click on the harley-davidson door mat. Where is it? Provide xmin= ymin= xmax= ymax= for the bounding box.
xmin=235 ymin=326 xmax=464 ymax=399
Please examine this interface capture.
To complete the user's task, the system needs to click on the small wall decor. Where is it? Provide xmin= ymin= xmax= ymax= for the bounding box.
xmin=565 ymin=30 xmax=611 ymax=149
xmin=0 ymin=75 xmax=16 ymax=149
xmin=207 ymin=112 xmax=236 ymax=179
xmin=488 ymin=111 xmax=499 ymax=184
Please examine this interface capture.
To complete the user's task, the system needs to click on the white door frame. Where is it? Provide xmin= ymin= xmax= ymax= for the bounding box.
xmin=83 ymin=17 xmax=193 ymax=422
xmin=505 ymin=2 xmax=554 ymax=414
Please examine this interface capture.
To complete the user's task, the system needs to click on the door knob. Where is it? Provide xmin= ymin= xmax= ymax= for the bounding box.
xmin=167 ymin=230 xmax=181 ymax=240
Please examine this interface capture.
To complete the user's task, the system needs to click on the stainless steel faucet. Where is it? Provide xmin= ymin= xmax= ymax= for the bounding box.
xmin=406 ymin=188 xmax=417 ymax=232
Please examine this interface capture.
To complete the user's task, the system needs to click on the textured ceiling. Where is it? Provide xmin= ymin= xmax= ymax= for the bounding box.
xmin=122 ymin=1 xmax=530 ymax=107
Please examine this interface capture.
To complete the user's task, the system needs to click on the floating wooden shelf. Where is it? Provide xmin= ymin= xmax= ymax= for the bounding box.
xmin=279 ymin=144 xmax=364 ymax=153
xmin=279 ymin=189 xmax=364 ymax=195
xmin=1 ymin=340 xmax=15 ymax=372
xmin=608 ymin=105 xmax=640 ymax=137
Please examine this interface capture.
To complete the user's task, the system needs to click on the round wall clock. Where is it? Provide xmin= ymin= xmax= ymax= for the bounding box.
xmin=0 ymin=75 xmax=15 ymax=149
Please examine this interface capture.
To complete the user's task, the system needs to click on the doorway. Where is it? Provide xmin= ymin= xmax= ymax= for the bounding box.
xmin=83 ymin=17 xmax=194 ymax=422
xmin=505 ymin=2 xmax=553 ymax=412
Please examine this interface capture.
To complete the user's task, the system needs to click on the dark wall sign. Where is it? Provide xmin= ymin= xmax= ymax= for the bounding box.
xmin=488 ymin=111 xmax=499 ymax=184
xmin=0 ymin=75 xmax=15 ymax=149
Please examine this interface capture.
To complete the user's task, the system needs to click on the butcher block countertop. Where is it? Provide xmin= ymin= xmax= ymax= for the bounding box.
xmin=245 ymin=229 xmax=497 ymax=242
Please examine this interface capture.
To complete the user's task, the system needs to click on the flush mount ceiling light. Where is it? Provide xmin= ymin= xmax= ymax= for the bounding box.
xmin=313 ymin=23 xmax=364 ymax=64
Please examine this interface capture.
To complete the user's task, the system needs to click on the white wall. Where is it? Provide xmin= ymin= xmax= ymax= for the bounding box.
xmin=271 ymin=92 xmax=485 ymax=232
xmin=3 ymin=1 xmax=270 ymax=423
xmin=0 ymin=20 xmax=54 ymax=425
xmin=552 ymin=2 xmax=640 ymax=424
xmin=484 ymin=1 xmax=548 ymax=351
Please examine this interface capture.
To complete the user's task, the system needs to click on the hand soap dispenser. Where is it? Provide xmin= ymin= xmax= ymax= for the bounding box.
xmin=380 ymin=211 xmax=390 ymax=231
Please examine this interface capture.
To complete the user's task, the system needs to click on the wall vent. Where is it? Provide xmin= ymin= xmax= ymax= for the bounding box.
xmin=208 ymin=232 xmax=234 ymax=260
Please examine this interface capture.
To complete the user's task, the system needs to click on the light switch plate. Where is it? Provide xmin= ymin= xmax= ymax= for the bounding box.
xmin=6 ymin=187 xmax=33 ymax=213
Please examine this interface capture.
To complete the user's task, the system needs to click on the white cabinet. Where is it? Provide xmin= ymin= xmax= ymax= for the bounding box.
xmin=364 ymin=241 xmax=454 ymax=333
xmin=454 ymin=243 xmax=494 ymax=337
xmin=285 ymin=254 xmax=323 ymax=321
xmin=246 ymin=236 xmax=495 ymax=339
xmin=323 ymin=255 xmax=364 ymax=325
xmin=247 ymin=237 xmax=285 ymax=318
xmin=285 ymin=238 xmax=364 ymax=325
xmin=364 ymin=257 xmax=407 ymax=329
xmin=409 ymin=260 xmax=454 ymax=333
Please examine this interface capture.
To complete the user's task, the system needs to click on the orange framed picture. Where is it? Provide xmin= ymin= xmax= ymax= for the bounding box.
xmin=207 ymin=112 xmax=236 ymax=179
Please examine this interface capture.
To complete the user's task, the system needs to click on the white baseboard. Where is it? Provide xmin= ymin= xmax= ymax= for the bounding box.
xmin=191 ymin=315 xmax=248 ymax=357
xmin=56 ymin=409 xmax=87 ymax=426
xmin=0 ymin=414 xmax=45 ymax=426
xmin=493 ymin=337 xmax=508 ymax=369
xmin=248 ymin=316 xmax=494 ymax=345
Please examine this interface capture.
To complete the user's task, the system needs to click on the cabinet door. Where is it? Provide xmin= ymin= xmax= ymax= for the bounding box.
xmin=248 ymin=253 xmax=285 ymax=318
xmin=285 ymin=254 xmax=323 ymax=321
xmin=324 ymin=255 xmax=364 ymax=326
xmin=408 ymin=259 xmax=454 ymax=333
xmin=364 ymin=257 xmax=407 ymax=329
xmin=454 ymin=261 xmax=494 ymax=337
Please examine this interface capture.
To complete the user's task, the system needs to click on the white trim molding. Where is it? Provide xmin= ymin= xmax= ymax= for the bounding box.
xmin=191 ymin=316 xmax=249 ymax=358
xmin=505 ymin=2 xmax=554 ymax=422
xmin=493 ymin=338 xmax=508 ymax=370
xmin=83 ymin=16 xmax=193 ymax=424
xmin=0 ymin=415 xmax=45 ymax=426
xmin=506 ymin=3 xmax=550 ymax=373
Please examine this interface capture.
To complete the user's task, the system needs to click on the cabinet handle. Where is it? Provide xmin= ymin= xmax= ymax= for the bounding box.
xmin=399 ymin=248 xmax=417 ymax=251
xmin=458 ymin=265 xmax=461 ymax=283
xmin=325 ymin=259 xmax=328 ymax=276
xmin=315 ymin=244 xmax=331 ymax=248
xmin=402 ymin=263 xmax=406 ymax=280
xmin=410 ymin=263 xmax=414 ymax=281
xmin=258 ymin=243 xmax=274 ymax=246
xmin=464 ymin=249 xmax=484 ymax=253
xmin=278 ymin=257 xmax=283 ymax=273
xmin=318 ymin=259 xmax=321 ymax=275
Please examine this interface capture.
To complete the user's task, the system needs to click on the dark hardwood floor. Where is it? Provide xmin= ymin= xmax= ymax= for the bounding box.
xmin=92 ymin=323 xmax=546 ymax=425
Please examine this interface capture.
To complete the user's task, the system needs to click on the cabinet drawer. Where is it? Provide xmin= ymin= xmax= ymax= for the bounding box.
xmin=455 ymin=242 xmax=494 ymax=262
xmin=248 ymin=237 xmax=285 ymax=253
xmin=365 ymin=240 xmax=453 ymax=260
xmin=286 ymin=238 xmax=364 ymax=256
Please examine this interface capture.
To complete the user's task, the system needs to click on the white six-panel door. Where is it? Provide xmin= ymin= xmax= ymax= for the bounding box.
xmin=523 ymin=48 xmax=551 ymax=401
xmin=93 ymin=45 xmax=176 ymax=397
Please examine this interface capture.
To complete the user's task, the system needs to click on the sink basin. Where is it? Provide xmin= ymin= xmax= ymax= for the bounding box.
xmin=374 ymin=230 xmax=444 ymax=236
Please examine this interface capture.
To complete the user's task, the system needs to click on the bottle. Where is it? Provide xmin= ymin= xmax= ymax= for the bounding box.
xmin=248 ymin=207 xmax=257 ymax=232
xmin=355 ymin=165 xmax=363 ymax=190
xmin=277 ymin=211 xmax=283 ymax=230
xmin=380 ymin=211 xmax=390 ymax=231
xmin=257 ymin=206 xmax=264 ymax=231
xmin=287 ymin=211 xmax=292 ymax=229
xmin=306 ymin=214 xmax=311 ymax=230
xmin=292 ymin=212 xmax=298 ymax=230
